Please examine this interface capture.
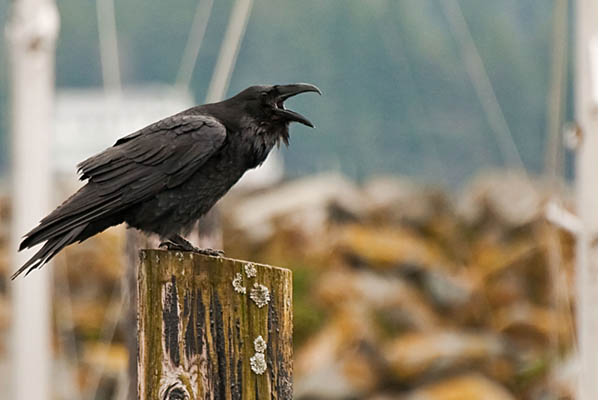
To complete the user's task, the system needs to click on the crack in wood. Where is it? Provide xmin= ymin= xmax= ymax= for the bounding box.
xmin=163 ymin=275 xmax=180 ymax=367
xmin=138 ymin=250 xmax=293 ymax=399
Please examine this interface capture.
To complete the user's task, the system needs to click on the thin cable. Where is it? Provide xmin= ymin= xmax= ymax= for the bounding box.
xmin=440 ymin=0 xmax=527 ymax=173
xmin=543 ymin=1 xmax=573 ymax=369
xmin=96 ymin=0 xmax=121 ymax=92
xmin=82 ymin=4 xmax=124 ymax=398
xmin=176 ymin=0 xmax=215 ymax=88
xmin=84 ymin=277 xmax=127 ymax=400
xmin=374 ymin=3 xmax=448 ymax=184
xmin=544 ymin=0 xmax=569 ymax=184
xmin=205 ymin=0 xmax=254 ymax=103
xmin=54 ymin=260 xmax=82 ymax=399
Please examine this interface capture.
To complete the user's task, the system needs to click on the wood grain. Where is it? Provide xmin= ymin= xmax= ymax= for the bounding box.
xmin=137 ymin=249 xmax=293 ymax=399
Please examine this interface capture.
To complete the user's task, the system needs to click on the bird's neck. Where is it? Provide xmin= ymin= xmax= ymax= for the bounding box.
xmin=237 ymin=116 xmax=286 ymax=169
xmin=184 ymin=103 xmax=288 ymax=167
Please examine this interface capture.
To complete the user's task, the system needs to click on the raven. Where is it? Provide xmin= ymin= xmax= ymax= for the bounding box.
xmin=13 ymin=83 xmax=321 ymax=279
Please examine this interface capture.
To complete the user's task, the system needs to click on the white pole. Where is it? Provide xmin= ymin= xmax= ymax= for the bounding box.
xmin=5 ymin=0 xmax=59 ymax=399
xmin=205 ymin=0 xmax=254 ymax=103
xmin=96 ymin=0 xmax=121 ymax=92
xmin=574 ymin=0 xmax=597 ymax=399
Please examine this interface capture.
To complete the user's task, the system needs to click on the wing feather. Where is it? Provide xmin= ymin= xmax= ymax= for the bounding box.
xmin=80 ymin=115 xmax=226 ymax=196
xmin=23 ymin=115 xmax=226 ymax=245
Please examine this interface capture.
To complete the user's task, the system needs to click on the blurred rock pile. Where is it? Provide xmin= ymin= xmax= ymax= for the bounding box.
xmin=0 ymin=171 xmax=578 ymax=399
xmin=222 ymin=172 xmax=577 ymax=400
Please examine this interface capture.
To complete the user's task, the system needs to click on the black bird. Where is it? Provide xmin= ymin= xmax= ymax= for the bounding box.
xmin=13 ymin=83 xmax=321 ymax=279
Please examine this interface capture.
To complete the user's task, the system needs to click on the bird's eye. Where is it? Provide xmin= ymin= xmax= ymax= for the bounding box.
xmin=260 ymin=92 xmax=269 ymax=104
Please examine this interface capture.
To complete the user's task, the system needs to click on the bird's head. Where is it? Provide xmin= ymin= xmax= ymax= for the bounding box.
xmin=218 ymin=84 xmax=321 ymax=147
xmin=235 ymin=83 xmax=321 ymax=128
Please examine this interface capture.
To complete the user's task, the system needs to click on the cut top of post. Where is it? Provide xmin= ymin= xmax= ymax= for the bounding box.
xmin=137 ymin=249 xmax=293 ymax=400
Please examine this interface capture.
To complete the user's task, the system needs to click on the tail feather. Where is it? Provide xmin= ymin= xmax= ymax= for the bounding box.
xmin=14 ymin=182 xmax=129 ymax=278
xmin=19 ymin=184 xmax=119 ymax=250
xmin=12 ymin=224 xmax=87 ymax=279
xmin=19 ymin=196 xmax=121 ymax=251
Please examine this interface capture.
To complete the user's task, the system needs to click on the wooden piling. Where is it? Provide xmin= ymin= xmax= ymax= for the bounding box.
xmin=137 ymin=249 xmax=293 ymax=399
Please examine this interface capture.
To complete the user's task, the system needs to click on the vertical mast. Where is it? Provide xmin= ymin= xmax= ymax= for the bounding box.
xmin=574 ymin=0 xmax=598 ymax=399
xmin=6 ymin=0 xmax=59 ymax=398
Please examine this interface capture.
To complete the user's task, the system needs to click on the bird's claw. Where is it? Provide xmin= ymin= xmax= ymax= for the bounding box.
xmin=196 ymin=248 xmax=225 ymax=257
xmin=159 ymin=240 xmax=194 ymax=252
xmin=159 ymin=241 xmax=224 ymax=257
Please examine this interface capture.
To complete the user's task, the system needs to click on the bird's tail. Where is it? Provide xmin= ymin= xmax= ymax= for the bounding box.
xmin=11 ymin=223 xmax=87 ymax=279
xmin=12 ymin=183 xmax=123 ymax=279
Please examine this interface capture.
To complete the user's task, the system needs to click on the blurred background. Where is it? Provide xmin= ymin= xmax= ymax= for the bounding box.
xmin=0 ymin=0 xmax=597 ymax=399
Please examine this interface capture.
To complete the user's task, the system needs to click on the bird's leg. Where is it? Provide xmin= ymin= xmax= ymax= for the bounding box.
xmin=159 ymin=234 xmax=225 ymax=257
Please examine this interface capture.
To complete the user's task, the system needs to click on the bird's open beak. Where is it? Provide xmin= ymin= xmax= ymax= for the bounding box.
xmin=273 ymin=83 xmax=321 ymax=128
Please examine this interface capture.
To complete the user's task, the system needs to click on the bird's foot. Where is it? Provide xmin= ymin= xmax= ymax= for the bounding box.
xmin=159 ymin=240 xmax=224 ymax=257
xmin=159 ymin=240 xmax=194 ymax=252
xmin=196 ymin=247 xmax=225 ymax=257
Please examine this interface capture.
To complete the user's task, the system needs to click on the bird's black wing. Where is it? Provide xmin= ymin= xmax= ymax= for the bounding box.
xmin=14 ymin=115 xmax=226 ymax=278
xmin=56 ymin=114 xmax=226 ymax=223
xmin=81 ymin=114 xmax=225 ymax=188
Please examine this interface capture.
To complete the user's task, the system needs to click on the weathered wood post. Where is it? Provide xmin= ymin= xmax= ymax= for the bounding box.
xmin=137 ymin=249 xmax=293 ymax=399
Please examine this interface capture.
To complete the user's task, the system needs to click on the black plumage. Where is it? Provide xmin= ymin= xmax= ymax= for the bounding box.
xmin=13 ymin=83 xmax=320 ymax=279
